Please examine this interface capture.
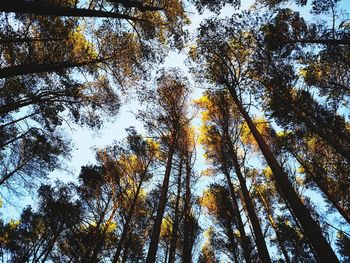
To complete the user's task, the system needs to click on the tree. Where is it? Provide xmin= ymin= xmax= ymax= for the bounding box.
xmin=0 ymin=0 xmax=188 ymax=190
xmin=192 ymin=14 xmax=339 ymax=261
xmin=110 ymin=128 xmax=158 ymax=262
xmin=198 ymin=228 xmax=219 ymax=263
xmin=201 ymin=184 xmax=244 ymax=262
xmin=196 ymin=91 xmax=270 ymax=263
xmin=141 ymin=69 xmax=191 ymax=263
xmin=196 ymin=91 xmax=255 ymax=262
xmin=0 ymin=183 xmax=82 ymax=262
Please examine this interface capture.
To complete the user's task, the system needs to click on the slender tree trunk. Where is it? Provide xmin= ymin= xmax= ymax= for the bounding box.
xmin=0 ymin=56 xmax=111 ymax=78
xmin=121 ymin=236 xmax=131 ymax=263
xmin=0 ymin=0 xmax=144 ymax=21
xmin=0 ymin=111 xmax=39 ymax=128
xmin=228 ymin=87 xmax=339 ymax=262
xmin=298 ymin=112 xmax=350 ymax=162
xmin=146 ymin=140 xmax=176 ymax=263
xmin=282 ymin=199 xmax=319 ymax=259
xmin=227 ymin=222 xmax=240 ymax=263
xmin=0 ymin=128 xmax=34 ymax=149
xmin=182 ymin=157 xmax=192 ymax=263
xmin=226 ymin=137 xmax=272 ymax=263
xmin=38 ymin=227 xmax=64 ymax=263
xmin=256 ymin=190 xmax=291 ymax=263
xmin=112 ymin=178 xmax=144 ymax=263
xmin=81 ymin=195 xmax=113 ymax=263
xmin=290 ymin=151 xmax=350 ymax=225
xmin=168 ymin=161 xmax=183 ymax=263
xmin=164 ymin=242 xmax=170 ymax=263
xmin=89 ymin=202 xmax=119 ymax=263
xmin=286 ymin=38 xmax=350 ymax=46
xmin=0 ymin=37 xmax=64 ymax=45
xmin=222 ymin=168 xmax=252 ymax=263
xmin=0 ymin=158 xmax=31 ymax=186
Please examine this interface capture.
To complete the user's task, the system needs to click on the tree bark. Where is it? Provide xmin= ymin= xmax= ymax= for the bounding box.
xmin=291 ymin=151 xmax=350 ymax=225
xmin=226 ymin=137 xmax=272 ymax=263
xmin=168 ymin=161 xmax=183 ymax=263
xmin=227 ymin=223 xmax=240 ymax=263
xmin=0 ymin=0 xmax=144 ymax=21
xmin=286 ymin=38 xmax=350 ymax=46
xmin=0 ymin=57 xmax=110 ymax=79
xmin=112 ymin=177 xmax=145 ymax=263
xmin=256 ymin=190 xmax=291 ymax=263
xmin=222 ymin=167 xmax=252 ymax=263
xmin=182 ymin=157 xmax=192 ymax=263
xmin=228 ymin=87 xmax=339 ymax=262
xmin=146 ymin=141 xmax=176 ymax=263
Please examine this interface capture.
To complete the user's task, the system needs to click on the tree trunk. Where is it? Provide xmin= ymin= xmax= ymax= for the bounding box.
xmin=223 ymin=168 xmax=252 ymax=263
xmin=182 ymin=157 xmax=192 ymax=263
xmin=112 ymin=178 xmax=144 ymax=263
xmin=0 ymin=57 xmax=110 ymax=78
xmin=228 ymin=87 xmax=339 ymax=262
xmin=0 ymin=37 xmax=64 ymax=45
xmin=168 ymin=161 xmax=183 ymax=263
xmin=146 ymin=141 xmax=176 ymax=263
xmin=286 ymin=38 xmax=350 ymax=46
xmin=226 ymin=137 xmax=272 ymax=263
xmin=227 ymin=222 xmax=240 ymax=263
xmin=290 ymin=151 xmax=350 ymax=225
xmin=256 ymin=190 xmax=291 ymax=263
xmin=0 ymin=0 xmax=144 ymax=21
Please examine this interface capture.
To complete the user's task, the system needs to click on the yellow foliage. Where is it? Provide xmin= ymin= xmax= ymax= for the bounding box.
xmin=262 ymin=166 xmax=273 ymax=180
xmin=201 ymin=189 xmax=219 ymax=214
xmin=105 ymin=222 xmax=117 ymax=234
xmin=67 ymin=26 xmax=97 ymax=61
xmin=240 ymin=117 xmax=270 ymax=149
xmin=201 ymin=168 xmax=215 ymax=177
xmin=160 ymin=217 xmax=172 ymax=238
xmin=297 ymin=166 xmax=305 ymax=174
xmin=8 ymin=219 xmax=20 ymax=230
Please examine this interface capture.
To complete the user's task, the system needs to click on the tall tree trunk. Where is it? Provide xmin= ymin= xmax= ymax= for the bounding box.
xmin=222 ymin=167 xmax=252 ymax=263
xmin=226 ymin=138 xmax=272 ymax=263
xmin=290 ymin=151 xmax=350 ymax=225
xmin=112 ymin=178 xmax=145 ymax=263
xmin=286 ymin=38 xmax=350 ymax=46
xmin=81 ymin=195 xmax=113 ymax=263
xmin=146 ymin=141 xmax=176 ymax=263
xmin=0 ymin=56 xmax=111 ymax=78
xmin=164 ymin=242 xmax=170 ymax=263
xmin=168 ymin=161 xmax=183 ymax=263
xmin=0 ymin=37 xmax=64 ymax=45
xmin=297 ymin=111 xmax=350 ymax=162
xmin=226 ymin=222 xmax=240 ymax=263
xmin=182 ymin=157 xmax=192 ymax=263
xmin=121 ymin=235 xmax=131 ymax=263
xmin=228 ymin=87 xmax=339 ymax=262
xmin=0 ymin=0 xmax=144 ymax=21
xmin=256 ymin=190 xmax=291 ymax=263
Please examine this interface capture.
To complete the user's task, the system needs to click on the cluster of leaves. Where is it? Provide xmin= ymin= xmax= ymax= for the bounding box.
xmin=0 ymin=0 xmax=188 ymax=188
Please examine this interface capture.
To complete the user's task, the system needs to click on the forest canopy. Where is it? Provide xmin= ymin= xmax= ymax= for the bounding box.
xmin=0 ymin=0 xmax=350 ymax=262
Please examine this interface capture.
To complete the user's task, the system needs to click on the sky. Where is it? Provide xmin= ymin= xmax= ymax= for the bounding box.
xmin=2 ymin=0 xmax=350 ymax=259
